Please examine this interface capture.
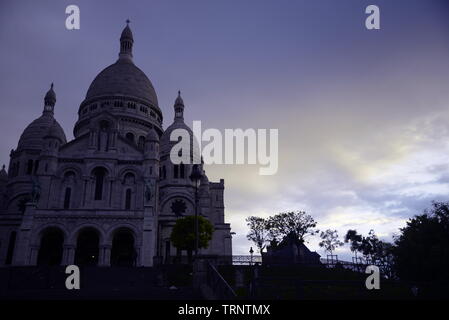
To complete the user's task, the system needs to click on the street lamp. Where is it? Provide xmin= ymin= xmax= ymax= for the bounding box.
xmin=189 ymin=164 xmax=203 ymax=259
xmin=249 ymin=247 xmax=254 ymax=266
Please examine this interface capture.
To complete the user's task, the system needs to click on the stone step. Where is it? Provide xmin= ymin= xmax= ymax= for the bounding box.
xmin=2 ymin=286 xmax=202 ymax=300
xmin=0 ymin=266 xmax=202 ymax=300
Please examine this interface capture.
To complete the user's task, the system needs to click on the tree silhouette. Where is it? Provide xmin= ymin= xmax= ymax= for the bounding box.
xmin=246 ymin=216 xmax=269 ymax=253
xmin=393 ymin=201 xmax=449 ymax=282
xmin=345 ymin=229 xmax=393 ymax=264
xmin=266 ymin=211 xmax=318 ymax=244
xmin=319 ymin=229 xmax=343 ymax=256
xmin=344 ymin=229 xmax=362 ymax=260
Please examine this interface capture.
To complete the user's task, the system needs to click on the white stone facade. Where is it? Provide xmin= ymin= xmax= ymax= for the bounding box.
xmin=0 ymin=24 xmax=232 ymax=267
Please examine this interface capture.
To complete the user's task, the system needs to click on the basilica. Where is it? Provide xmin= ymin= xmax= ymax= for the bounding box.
xmin=0 ymin=23 xmax=233 ymax=267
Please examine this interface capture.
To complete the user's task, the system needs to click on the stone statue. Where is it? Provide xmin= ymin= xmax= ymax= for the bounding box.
xmin=31 ymin=177 xmax=41 ymax=203
xmin=144 ymin=179 xmax=152 ymax=202
xmin=99 ymin=128 xmax=108 ymax=151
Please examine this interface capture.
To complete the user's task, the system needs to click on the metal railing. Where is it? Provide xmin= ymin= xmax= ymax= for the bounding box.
xmin=232 ymin=255 xmax=262 ymax=265
xmin=319 ymin=258 xmax=395 ymax=279
xmin=205 ymin=261 xmax=237 ymax=299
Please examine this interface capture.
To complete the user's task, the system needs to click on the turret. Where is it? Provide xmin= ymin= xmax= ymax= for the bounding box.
xmin=144 ymin=128 xmax=160 ymax=179
xmin=0 ymin=165 xmax=8 ymax=209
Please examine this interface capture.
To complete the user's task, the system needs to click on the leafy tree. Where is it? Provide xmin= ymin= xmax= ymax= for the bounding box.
xmin=359 ymin=230 xmax=380 ymax=262
xmin=170 ymin=215 xmax=214 ymax=263
xmin=245 ymin=216 xmax=269 ymax=253
xmin=344 ymin=229 xmax=363 ymax=259
xmin=319 ymin=229 xmax=343 ymax=256
xmin=373 ymin=241 xmax=394 ymax=265
xmin=266 ymin=211 xmax=318 ymax=244
xmin=345 ymin=229 xmax=393 ymax=265
xmin=393 ymin=201 xmax=449 ymax=282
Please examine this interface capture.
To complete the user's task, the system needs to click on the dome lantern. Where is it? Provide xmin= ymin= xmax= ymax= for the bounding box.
xmin=119 ymin=20 xmax=134 ymax=62
xmin=174 ymin=90 xmax=185 ymax=121
xmin=44 ymin=83 xmax=56 ymax=114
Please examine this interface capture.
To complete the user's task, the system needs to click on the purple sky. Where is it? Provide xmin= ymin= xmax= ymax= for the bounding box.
xmin=1 ymin=0 xmax=449 ymax=258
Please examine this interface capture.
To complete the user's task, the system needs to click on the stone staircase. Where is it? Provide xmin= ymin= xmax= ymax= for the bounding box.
xmin=0 ymin=266 xmax=202 ymax=300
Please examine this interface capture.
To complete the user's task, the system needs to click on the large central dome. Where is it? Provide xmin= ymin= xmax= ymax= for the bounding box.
xmin=85 ymin=59 xmax=158 ymax=107
xmin=74 ymin=22 xmax=163 ymax=139
xmin=83 ymin=22 xmax=158 ymax=107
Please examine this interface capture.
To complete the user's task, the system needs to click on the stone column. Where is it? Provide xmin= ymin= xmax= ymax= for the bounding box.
xmin=108 ymin=130 xmax=118 ymax=152
xmin=136 ymin=245 xmax=142 ymax=267
xmin=62 ymin=245 xmax=76 ymax=265
xmin=141 ymin=205 xmax=155 ymax=266
xmin=99 ymin=244 xmax=111 ymax=266
xmin=29 ymin=245 xmax=39 ymax=266
xmin=106 ymin=177 xmax=115 ymax=208
xmin=81 ymin=176 xmax=90 ymax=208
xmin=88 ymin=130 xmax=97 ymax=150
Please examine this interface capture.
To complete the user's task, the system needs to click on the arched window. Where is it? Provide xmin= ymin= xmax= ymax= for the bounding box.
xmin=138 ymin=136 xmax=145 ymax=150
xmin=100 ymin=120 xmax=110 ymax=130
xmin=74 ymin=228 xmax=100 ymax=266
xmin=26 ymin=159 xmax=33 ymax=175
xmin=34 ymin=160 xmax=40 ymax=174
xmin=5 ymin=231 xmax=16 ymax=265
xmin=174 ymin=165 xmax=179 ymax=179
xmin=64 ymin=187 xmax=72 ymax=209
xmin=64 ymin=171 xmax=76 ymax=182
xmin=180 ymin=163 xmax=185 ymax=178
xmin=37 ymin=228 xmax=64 ymax=266
xmin=126 ymin=132 xmax=135 ymax=143
xmin=162 ymin=166 xmax=166 ymax=179
xmin=125 ymin=189 xmax=132 ymax=210
xmin=111 ymin=229 xmax=135 ymax=266
xmin=124 ymin=172 xmax=135 ymax=185
xmin=93 ymin=167 xmax=107 ymax=200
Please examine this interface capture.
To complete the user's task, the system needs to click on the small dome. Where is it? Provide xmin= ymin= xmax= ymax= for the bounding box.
xmin=18 ymin=114 xmax=66 ymax=151
xmin=0 ymin=165 xmax=7 ymax=182
xmin=146 ymin=128 xmax=159 ymax=142
xmin=161 ymin=121 xmax=192 ymax=147
xmin=45 ymin=121 xmax=67 ymax=142
xmin=160 ymin=121 xmax=200 ymax=162
xmin=85 ymin=60 xmax=158 ymax=107
xmin=200 ymin=173 xmax=209 ymax=185
xmin=161 ymin=92 xmax=199 ymax=161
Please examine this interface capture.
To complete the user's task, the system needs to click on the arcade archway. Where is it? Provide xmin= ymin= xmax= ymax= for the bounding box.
xmin=37 ymin=228 xmax=64 ymax=266
xmin=111 ymin=229 xmax=136 ymax=266
xmin=74 ymin=228 xmax=100 ymax=266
